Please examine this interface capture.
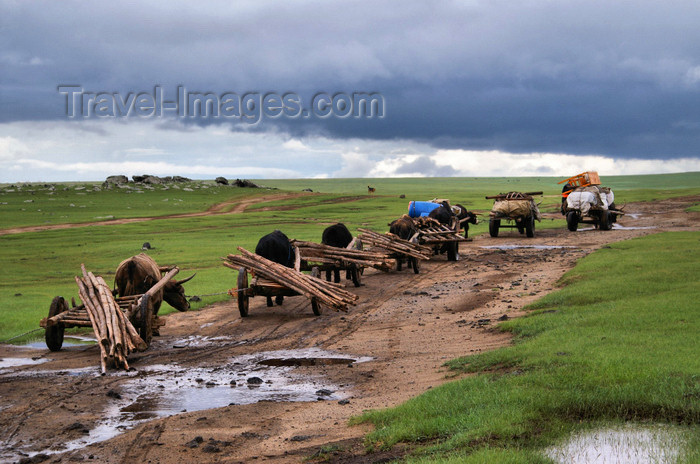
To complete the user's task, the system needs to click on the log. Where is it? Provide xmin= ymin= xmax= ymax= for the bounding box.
xmin=75 ymin=277 xmax=108 ymax=375
xmin=223 ymin=248 xmax=358 ymax=311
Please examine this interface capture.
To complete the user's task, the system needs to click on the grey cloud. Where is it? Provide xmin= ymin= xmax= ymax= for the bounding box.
xmin=2 ymin=1 xmax=700 ymax=159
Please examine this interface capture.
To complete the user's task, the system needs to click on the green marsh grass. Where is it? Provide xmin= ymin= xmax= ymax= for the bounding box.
xmin=356 ymin=231 xmax=700 ymax=462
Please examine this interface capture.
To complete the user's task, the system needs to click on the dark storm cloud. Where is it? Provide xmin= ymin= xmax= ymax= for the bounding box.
xmin=3 ymin=0 xmax=700 ymax=159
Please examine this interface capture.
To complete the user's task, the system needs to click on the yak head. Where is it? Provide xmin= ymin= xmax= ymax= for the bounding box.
xmin=163 ymin=274 xmax=196 ymax=311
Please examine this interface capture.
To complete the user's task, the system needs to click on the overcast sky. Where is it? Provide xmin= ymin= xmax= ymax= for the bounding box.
xmin=2 ymin=0 xmax=700 ymax=182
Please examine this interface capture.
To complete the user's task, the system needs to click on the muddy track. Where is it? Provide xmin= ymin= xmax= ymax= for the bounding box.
xmin=1 ymin=196 xmax=699 ymax=463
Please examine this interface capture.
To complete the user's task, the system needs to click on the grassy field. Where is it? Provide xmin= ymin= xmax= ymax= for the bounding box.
xmin=355 ymin=231 xmax=700 ymax=462
xmin=1 ymin=172 xmax=699 ymax=344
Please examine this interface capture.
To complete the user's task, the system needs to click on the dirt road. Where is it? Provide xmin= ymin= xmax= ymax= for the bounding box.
xmin=1 ymin=196 xmax=698 ymax=463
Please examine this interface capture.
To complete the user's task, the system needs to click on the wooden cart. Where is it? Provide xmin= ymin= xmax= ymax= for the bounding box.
xmin=486 ymin=191 xmax=543 ymax=238
xmin=40 ymin=268 xmax=177 ymax=351
xmin=414 ymin=217 xmax=472 ymax=261
xmin=224 ymin=248 xmax=359 ymax=318
xmin=356 ymin=228 xmax=432 ymax=274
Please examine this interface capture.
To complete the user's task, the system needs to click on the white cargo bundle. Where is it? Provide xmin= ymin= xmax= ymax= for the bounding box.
xmin=566 ymin=186 xmax=613 ymax=215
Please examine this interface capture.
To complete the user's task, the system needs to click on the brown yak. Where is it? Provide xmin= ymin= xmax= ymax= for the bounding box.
xmin=114 ymin=253 xmax=194 ymax=314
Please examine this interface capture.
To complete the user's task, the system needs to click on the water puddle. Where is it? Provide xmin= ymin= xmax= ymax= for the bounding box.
xmin=545 ymin=423 xmax=689 ymax=464
xmin=19 ymin=335 xmax=96 ymax=350
xmin=21 ymin=348 xmax=367 ymax=460
xmin=0 ymin=357 xmax=48 ymax=370
xmin=169 ymin=335 xmax=236 ymax=348
xmin=480 ymin=245 xmax=578 ymax=250
xmin=612 ymin=224 xmax=657 ymax=230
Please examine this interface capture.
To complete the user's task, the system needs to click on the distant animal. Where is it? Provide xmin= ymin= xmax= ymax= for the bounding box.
xmin=255 ymin=230 xmax=294 ymax=306
xmin=388 ymin=215 xmax=417 ymax=271
xmin=367 ymin=185 xmax=376 ymax=194
xmin=114 ymin=253 xmax=195 ymax=315
xmin=321 ymin=223 xmax=354 ymax=283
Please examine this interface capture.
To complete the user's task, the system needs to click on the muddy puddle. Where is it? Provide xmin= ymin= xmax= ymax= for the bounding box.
xmin=480 ymin=245 xmax=578 ymax=250
xmin=612 ymin=224 xmax=657 ymax=230
xmin=21 ymin=348 xmax=368 ymax=460
xmin=0 ymin=356 xmax=47 ymax=370
xmin=19 ymin=335 xmax=96 ymax=350
xmin=544 ymin=423 xmax=689 ymax=463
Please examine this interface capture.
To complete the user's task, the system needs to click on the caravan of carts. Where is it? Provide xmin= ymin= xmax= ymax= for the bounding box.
xmin=38 ymin=171 xmax=622 ymax=370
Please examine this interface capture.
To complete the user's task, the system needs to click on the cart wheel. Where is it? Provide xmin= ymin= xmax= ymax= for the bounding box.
xmin=139 ymin=294 xmax=154 ymax=346
xmin=237 ymin=267 xmax=250 ymax=317
xmin=447 ymin=242 xmax=458 ymax=261
xmin=600 ymin=211 xmax=612 ymax=230
xmin=566 ymin=211 xmax=578 ymax=231
xmin=46 ymin=296 xmax=68 ymax=352
xmin=350 ymin=264 xmax=362 ymax=287
xmin=489 ymin=219 xmax=500 ymax=237
xmin=525 ymin=215 xmax=535 ymax=238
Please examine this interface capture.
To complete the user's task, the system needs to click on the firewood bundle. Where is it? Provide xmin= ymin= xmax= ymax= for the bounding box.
xmin=292 ymin=240 xmax=396 ymax=272
xmin=356 ymin=228 xmax=433 ymax=260
xmin=223 ymin=247 xmax=359 ymax=311
xmin=413 ymin=216 xmax=442 ymax=229
xmin=75 ymin=264 xmax=146 ymax=374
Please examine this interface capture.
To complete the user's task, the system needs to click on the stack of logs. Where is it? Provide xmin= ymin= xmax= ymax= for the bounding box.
xmin=223 ymin=247 xmax=359 ymax=311
xmin=292 ymin=240 xmax=396 ymax=272
xmin=357 ymin=228 xmax=433 ymax=260
xmin=75 ymin=264 xmax=146 ymax=374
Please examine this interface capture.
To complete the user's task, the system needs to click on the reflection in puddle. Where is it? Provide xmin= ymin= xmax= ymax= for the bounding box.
xmin=545 ymin=424 xmax=688 ymax=464
xmin=480 ymin=245 xmax=577 ymax=250
xmin=26 ymin=348 xmax=367 ymax=459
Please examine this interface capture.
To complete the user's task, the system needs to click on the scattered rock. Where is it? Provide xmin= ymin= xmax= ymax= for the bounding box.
xmin=202 ymin=443 xmax=220 ymax=453
xmin=233 ymin=179 xmax=260 ymax=188
xmin=19 ymin=453 xmax=50 ymax=464
xmin=247 ymin=377 xmax=264 ymax=385
xmin=185 ymin=436 xmax=203 ymax=448
xmin=302 ymin=188 xmax=313 ymax=192
xmin=141 ymin=242 xmax=153 ymax=250
xmin=65 ymin=422 xmax=90 ymax=434
xmin=290 ymin=435 xmax=312 ymax=442
xmin=497 ymin=314 xmax=509 ymax=321
xmin=106 ymin=389 xmax=121 ymax=399
xmin=338 ymin=399 xmax=350 ymax=405
xmin=103 ymin=175 xmax=128 ymax=187
xmin=189 ymin=295 xmax=202 ymax=303
xmin=215 ymin=177 xmax=229 ymax=185
xmin=229 ymin=379 xmax=237 ymax=386
xmin=315 ymin=389 xmax=333 ymax=397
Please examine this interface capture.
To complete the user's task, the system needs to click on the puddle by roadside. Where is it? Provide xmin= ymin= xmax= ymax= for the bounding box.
xmin=0 ymin=357 xmax=47 ymax=370
xmin=480 ymin=245 xmax=578 ymax=250
xmin=19 ymin=335 xmax=96 ymax=350
xmin=13 ymin=348 xmax=368 ymax=461
xmin=612 ymin=224 xmax=657 ymax=230
xmin=544 ymin=423 xmax=689 ymax=464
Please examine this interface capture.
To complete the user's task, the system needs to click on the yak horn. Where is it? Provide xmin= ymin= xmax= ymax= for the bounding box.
xmin=176 ymin=273 xmax=196 ymax=285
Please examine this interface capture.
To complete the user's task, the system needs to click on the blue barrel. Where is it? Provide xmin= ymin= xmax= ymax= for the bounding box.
xmin=408 ymin=201 xmax=440 ymax=218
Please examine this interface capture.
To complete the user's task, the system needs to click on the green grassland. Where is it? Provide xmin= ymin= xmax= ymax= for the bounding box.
xmin=1 ymin=172 xmax=699 ymax=345
xmin=356 ymin=231 xmax=700 ymax=462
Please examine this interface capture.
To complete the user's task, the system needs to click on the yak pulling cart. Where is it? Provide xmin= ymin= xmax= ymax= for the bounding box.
xmin=40 ymin=265 xmax=177 ymax=373
xmin=559 ymin=172 xmax=623 ymax=231
xmin=413 ymin=216 xmax=472 ymax=261
xmin=487 ymin=191 xmax=543 ymax=238
xmin=356 ymin=228 xmax=433 ymax=273
xmin=224 ymin=247 xmax=359 ymax=318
